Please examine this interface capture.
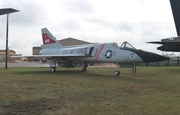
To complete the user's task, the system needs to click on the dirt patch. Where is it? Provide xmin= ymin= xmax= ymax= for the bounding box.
xmin=1 ymin=97 xmax=65 ymax=115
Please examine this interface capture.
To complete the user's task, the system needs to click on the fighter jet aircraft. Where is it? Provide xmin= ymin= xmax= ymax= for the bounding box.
xmin=19 ymin=28 xmax=168 ymax=76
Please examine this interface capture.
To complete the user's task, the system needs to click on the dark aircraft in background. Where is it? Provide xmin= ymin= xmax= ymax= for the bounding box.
xmin=148 ymin=36 xmax=180 ymax=52
xmin=148 ymin=0 xmax=180 ymax=52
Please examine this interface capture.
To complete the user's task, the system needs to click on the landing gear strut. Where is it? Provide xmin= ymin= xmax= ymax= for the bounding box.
xmin=82 ymin=66 xmax=87 ymax=71
xmin=114 ymin=63 xmax=120 ymax=76
xmin=82 ymin=62 xmax=88 ymax=72
xmin=50 ymin=59 xmax=57 ymax=73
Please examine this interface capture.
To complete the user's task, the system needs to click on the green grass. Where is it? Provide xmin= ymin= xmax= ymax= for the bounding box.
xmin=0 ymin=66 xmax=180 ymax=115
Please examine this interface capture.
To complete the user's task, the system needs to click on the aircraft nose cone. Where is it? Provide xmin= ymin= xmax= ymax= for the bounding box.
xmin=137 ymin=50 xmax=170 ymax=63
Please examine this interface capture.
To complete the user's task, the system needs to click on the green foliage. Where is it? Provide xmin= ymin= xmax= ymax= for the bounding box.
xmin=0 ymin=66 xmax=180 ymax=115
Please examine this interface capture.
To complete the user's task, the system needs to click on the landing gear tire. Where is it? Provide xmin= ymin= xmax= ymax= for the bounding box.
xmin=51 ymin=67 xmax=56 ymax=72
xmin=76 ymin=62 xmax=81 ymax=67
xmin=114 ymin=70 xmax=120 ymax=76
xmin=82 ymin=66 xmax=87 ymax=72
xmin=42 ymin=60 xmax=46 ymax=63
xmin=59 ymin=62 xmax=65 ymax=67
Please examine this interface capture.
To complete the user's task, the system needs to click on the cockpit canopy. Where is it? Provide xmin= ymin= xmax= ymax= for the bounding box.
xmin=120 ymin=41 xmax=136 ymax=49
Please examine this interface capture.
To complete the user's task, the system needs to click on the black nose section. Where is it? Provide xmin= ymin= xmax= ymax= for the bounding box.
xmin=134 ymin=50 xmax=169 ymax=63
xmin=139 ymin=51 xmax=169 ymax=63
xmin=124 ymin=48 xmax=170 ymax=63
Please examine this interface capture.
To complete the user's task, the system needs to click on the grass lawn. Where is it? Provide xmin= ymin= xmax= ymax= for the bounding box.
xmin=0 ymin=66 xmax=180 ymax=115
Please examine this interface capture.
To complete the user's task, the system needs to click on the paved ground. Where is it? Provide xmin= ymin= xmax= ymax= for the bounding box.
xmin=0 ymin=62 xmax=49 ymax=67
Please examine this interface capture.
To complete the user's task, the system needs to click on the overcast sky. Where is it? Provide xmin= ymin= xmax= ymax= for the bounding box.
xmin=0 ymin=0 xmax=177 ymax=55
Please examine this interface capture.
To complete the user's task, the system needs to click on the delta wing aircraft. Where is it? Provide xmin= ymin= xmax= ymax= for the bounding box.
xmin=18 ymin=28 xmax=169 ymax=76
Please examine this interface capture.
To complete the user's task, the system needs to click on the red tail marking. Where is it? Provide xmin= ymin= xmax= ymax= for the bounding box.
xmin=42 ymin=33 xmax=56 ymax=44
xmin=95 ymin=43 xmax=106 ymax=61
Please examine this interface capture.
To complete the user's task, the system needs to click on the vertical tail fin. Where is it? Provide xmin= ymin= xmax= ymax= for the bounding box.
xmin=170 ymin=0 xmax=180 ymax=36
xmin=41 ymin=28 xmax=62 ymax=49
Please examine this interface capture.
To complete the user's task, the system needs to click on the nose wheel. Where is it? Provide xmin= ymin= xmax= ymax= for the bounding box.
xmin=114 ymin=63 xmax=120 ymax=76
xmin=114 ymin=70 xmax=120 ymax=76
xmin=51 ymin=67 xmax=56 ymax=72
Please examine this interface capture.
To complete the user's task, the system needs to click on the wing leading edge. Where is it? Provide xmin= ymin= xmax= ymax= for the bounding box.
xmin=147 ymin=41 xmax=180 ymax=45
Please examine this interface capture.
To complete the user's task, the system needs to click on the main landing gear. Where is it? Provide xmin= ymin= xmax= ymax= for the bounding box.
xmin=49 ymin=59 xmax=89 ymax=73
xmin=50 ymin=59 xmax=57 ymax=73
xmin=82 ymin=63 xmax=88 ymax=72
xmin=114 ymin=63 xmax=120 ymax=76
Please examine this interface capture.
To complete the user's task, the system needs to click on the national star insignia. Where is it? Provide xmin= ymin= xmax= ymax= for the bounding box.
xmin=105 ymin=50 xmax=113 ymax=59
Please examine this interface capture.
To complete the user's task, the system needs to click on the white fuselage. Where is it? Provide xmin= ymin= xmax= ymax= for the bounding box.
xmin=39 ymin=42 xmax=144 ymax=64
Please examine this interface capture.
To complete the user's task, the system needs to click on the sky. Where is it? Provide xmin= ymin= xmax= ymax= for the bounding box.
xmin=0 ymin=0 xmax=178 ymax=56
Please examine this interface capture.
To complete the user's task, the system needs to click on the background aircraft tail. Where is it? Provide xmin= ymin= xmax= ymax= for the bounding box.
xmin=170 ymin=0 xmax=180 ymax=36
xmin=41 ymin=28 xmax=63 ymax=49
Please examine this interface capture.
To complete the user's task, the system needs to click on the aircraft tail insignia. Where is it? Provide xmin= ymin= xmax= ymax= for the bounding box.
xmin=42 ymin=34 xmax=56 ymax=44
xmin=41 ymin=28 xmax=62 ymax=49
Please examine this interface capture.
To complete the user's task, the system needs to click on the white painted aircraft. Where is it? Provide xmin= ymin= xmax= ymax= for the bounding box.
xmin=16 ymin=28 xmax=169 ymax=76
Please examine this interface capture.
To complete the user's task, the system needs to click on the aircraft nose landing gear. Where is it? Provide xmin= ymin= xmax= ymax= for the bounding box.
xmin=51 ymin=67 xmax=56 ymax=72
xmin=114 ymin=63 xmax=120 ymax=76
xmin=114 ymin=70 xmax=120 ymax=76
